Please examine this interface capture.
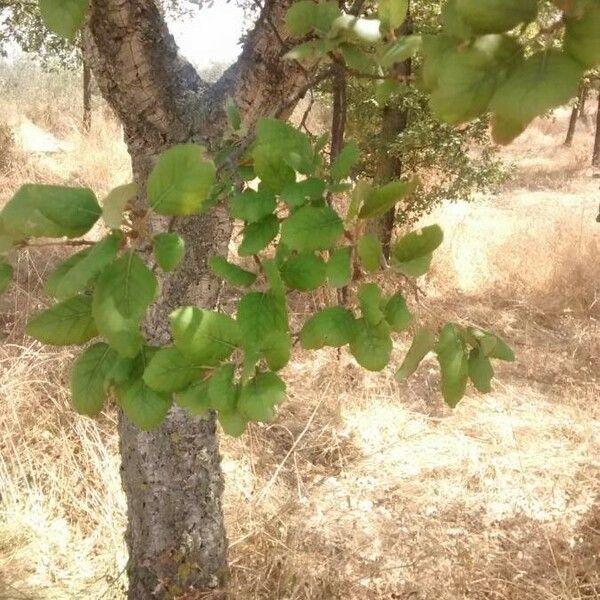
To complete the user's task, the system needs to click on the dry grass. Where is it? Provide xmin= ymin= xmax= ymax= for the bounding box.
xmin=1 ymin=59 xmax=599 ymax=599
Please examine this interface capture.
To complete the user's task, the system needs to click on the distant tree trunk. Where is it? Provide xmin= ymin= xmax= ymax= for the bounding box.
xmin=82 ymin=60 xmax=92 ymax=133
xmin=593 ymin=91 xmax=600 ymax=167
xmin=579 ymin=85 xmax=589 ymax=123
xmin=564 ymin=84 xmax=587 ymax=146
xmin=84 ymin=0 xmax=311 ymax=597
xmin=367 ymin=8 xmax=413 ymax=259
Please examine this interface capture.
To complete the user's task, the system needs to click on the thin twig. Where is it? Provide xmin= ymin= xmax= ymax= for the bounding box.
xmin=19 ymin=239 xmax=96 ymax=249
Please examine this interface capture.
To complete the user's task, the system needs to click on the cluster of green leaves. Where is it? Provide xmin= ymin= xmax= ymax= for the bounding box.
xmin=0 ymin=112 xmax=497 ymax=434
xmin=283 ymin=0 xmax=599 ymax=143
xmin=7 ymin=0 xmax=598 ymax=435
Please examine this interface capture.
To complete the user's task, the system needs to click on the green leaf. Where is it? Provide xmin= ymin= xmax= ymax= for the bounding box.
xmin=339 ymin=43 xmax=377 ymax=73
xmin=456 ymin=0 xmax=538 ymax=34
xmin=490 ymin=51 xmax=583 ymax=140
xmin=564 ymin=6 xmax=600 ymax=68
xmin=391 ymin=224 xmax=443 ymax=277
xmin=379 ymin=0 xmax=408 ymax=29
xmin=280 ymin=253 xmax=326 ymax=290
xmin=441 ymin=0 xmax=474 ymax=40
xmin=143 ymin=346 xmax=202 ymax=393
xmin=284 ymin=39 xmax=333 ymax=62
xmin=326 ymin=246 xmax=352 ymax=287
xmin=26 ymin=295 xmax=97 ymax=346
xmin=421 ymin=34 xmax=460 ymax=91
xmin=218 ymin=410 xmax=248 ymax=437
xmin=357 ymin=233 xmax=382 ymax=273
xmin=238 ymin=215 xmax=279 ymax=257
xmin=252 ymin=146 xmax=296 ymax=194
xmin=430 ymin=48 xmax=498 ymax=125
xmin=226 ymin=98 xmax=242 ymax=131
xmin=208 ymin=364 xmax=238 ymax=412
xmin=476 ymin=330 xmax=515 ymax=362
xmin=170 ymin=307 xmax=240 ymax=365
xmin=253 ymin=118 xmax=315 ymax=175
xmin=230 ymin=190 xmax=277 ymax=223
xmin=350 ymin=318 xmax=393 ymax=372
xmin=436 ymin=324 xmax=469 ymax=407
xmin=147 ymin=145 xmax=216 ymax=216
xmin=238 ymin=371 xmax=286 ymax=422
xmin=468 ymin=347 xmax=494 ymax=393
xmin=45 ymin=232 xmax=122 ymax=299
xmin=39 ymin=0 xmax=87 ymax=39
xmin=120 ymin=379 xmax=172 ymax=431
xmin=300 ymin=306 xmax=357 ymax=349
xmin=331 ymin=140 xmax=360 ymax=181
xmin=261 ymin=330 xmax=292 ymax=371
xmin=331 ymin=14 xmax=382 ymax=43
xmin=208 ymin=256 xmax=256 ymax=287
xmin=281 ymin=205 xmax=344 ymax=252
xmin=395 ymin=328 xmax=436 ymax=381
xmin=153 ymin=233 xmax=185 ymax=272
xmin=358 ymin=283 xmax=386 ymax=326
xmin=380 ymin=35 xmax=422 ymax=68
xmin=264 ymin=257 xmax=286 ymax=298
xmin=1 ymin=185 xmax=100 ymax=239
xmin=281 ymin=179 xmax=327 ymax=208
xmin=92 ymin=252 xmax=158 ymax=357
xmin=286 ymin=0 xmax=340 ymax=35
xmin=237 ymin=292 xmax=288 ymax=353
xmin=347 ymin=181 xmax=370 ymax=221
xmin=102 ymin=183 xmax=137 ymax=229
xmin=359 ymin=179 xmax=416 ymax=219
xmin=70 ymin=343 xmax=117 ymax=417
xmin=384 ymin=293 xmax=412 ymax=332
xmin=0 ymin=262 xmax=13 ymax=295
xmin=176 ymin=379 xmax=212 ymax=416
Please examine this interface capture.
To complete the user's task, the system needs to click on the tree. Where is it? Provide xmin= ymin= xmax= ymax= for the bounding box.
xmin=0 ymin=1 xmax=598 ymax=598
xmin=593 ymin=89 xmax=600 ymax=167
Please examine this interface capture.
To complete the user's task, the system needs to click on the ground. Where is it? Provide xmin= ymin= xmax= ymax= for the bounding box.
xmin=0 ymin=60 xmax=599 ymax=600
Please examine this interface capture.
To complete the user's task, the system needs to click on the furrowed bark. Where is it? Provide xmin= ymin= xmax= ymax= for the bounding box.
xmin=84 ymin=1 xmax=311 ymax=597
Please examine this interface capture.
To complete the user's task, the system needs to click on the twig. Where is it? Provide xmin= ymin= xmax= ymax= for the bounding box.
xmin=255 ymin=397 xmax=323 ymax=504
xmin=18 ymin=239 xmax=96 ymax=249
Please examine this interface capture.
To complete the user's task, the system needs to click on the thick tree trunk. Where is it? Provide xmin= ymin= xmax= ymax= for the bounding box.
xmin=593 ymin=92 xmax=600 ymax=168
xmin=82 ymin=60 xmax=92 ymax=132
xmin=84 ymin=1 xmax=311 ymax=597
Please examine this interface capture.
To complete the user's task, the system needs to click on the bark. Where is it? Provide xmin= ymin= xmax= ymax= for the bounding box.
xmin=367 ymin=12 xmax=412 ymax=259
xmin=593 ymin=91 xmax=600 ymax=168
xmin=564 ymin=84 xmax=586 ymax=146
xmin=83 ymin=60 xmax=92 ymax=133
xmin=84 ymin=1 xmax=312 ymax=597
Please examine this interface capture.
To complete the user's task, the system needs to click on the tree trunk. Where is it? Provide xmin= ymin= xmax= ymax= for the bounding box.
xmin=564 ymin=84 xmax=587 ymax=146
xmin=578 ymin=84 xmax=589 ymax=124
xmin=84 ymin=1 xmax=311 ymax=597
xmin=593 ymin=91 xmax=600 ymax=168
xmin=82 ymin=60 xmax=92 ymax=133
xmin=367 ymin=12 xmax=412 ymax=259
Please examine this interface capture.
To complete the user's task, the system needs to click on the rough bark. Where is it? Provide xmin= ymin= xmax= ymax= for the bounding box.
xmin=593 ymin=91 xmax=600 ymax=168
xmin=84 ymin=1 xmax=312 ymax=597
xmin=82 ymin=60 xmax=92 ymax=133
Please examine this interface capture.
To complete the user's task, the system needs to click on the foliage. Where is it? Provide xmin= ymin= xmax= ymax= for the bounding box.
xmin=2 ymin=0 xmax=598 ymax=435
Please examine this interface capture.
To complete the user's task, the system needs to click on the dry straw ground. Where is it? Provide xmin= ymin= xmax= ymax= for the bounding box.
xmin=0 ymin=60 xmax=599 ymax=600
